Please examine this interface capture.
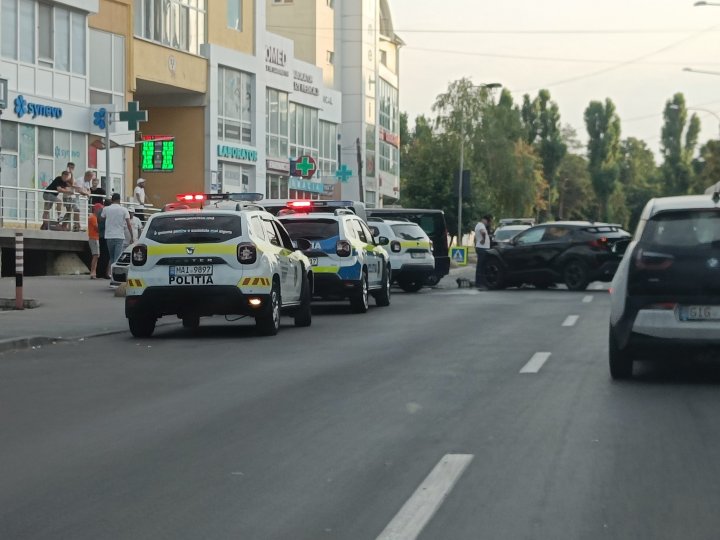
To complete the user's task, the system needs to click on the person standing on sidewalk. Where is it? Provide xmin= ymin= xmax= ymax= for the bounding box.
xmin=101 ymin=193 xmax=132 ymax=287
xmin=134 ymin=178 xmax=147 ymax=222
xmin=87 ymin=210 xmax=100 ymax=279
xmin=474 ymin=214 xmax=493 ymax=290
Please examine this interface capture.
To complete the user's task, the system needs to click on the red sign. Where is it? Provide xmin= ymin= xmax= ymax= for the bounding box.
xmin=380 ymin=128 xmax=400 ymax=148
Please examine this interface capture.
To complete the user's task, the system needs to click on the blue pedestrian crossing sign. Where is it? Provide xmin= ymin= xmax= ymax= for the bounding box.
xmin=451 ymin=246 xmax=468 ymax=266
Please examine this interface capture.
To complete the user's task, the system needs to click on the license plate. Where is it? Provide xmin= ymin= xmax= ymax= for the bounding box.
xmin=681 ymin=305 xmax=720 ymax=321
xmin=411 ymin=252 xmax=426 ymax=259
xmin=309 ymin=257 xmax=319 ymax=266
xmin=170 ymin=265 xmax=213 ymax=276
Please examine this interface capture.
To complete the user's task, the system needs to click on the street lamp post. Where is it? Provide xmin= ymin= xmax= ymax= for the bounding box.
xmin=670 ymin=102 xmax=720 ymax=137
xmin=457 ymin=82 xmax=501 ymax=247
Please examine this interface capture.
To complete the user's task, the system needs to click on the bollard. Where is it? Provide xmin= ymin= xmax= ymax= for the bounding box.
xmin=15 ymin=232 xmax=23 ymax=310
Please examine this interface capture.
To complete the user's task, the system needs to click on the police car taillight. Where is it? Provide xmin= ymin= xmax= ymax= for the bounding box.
xmin=336 ymin=240 xmax=352 ymax=257
xmin=390 ymin=240 xmax=402 ymax=253
xmin=176 ymin=193 xmax=205 ymax=202
xmin=131 ymin=244 xmax=147 ymax=266
xmin=237 ymin=242 xmax=257 ymax=264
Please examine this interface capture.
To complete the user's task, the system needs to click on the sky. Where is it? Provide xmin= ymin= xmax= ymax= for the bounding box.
xmin=390 ymin=0 xmax=720 ymax=155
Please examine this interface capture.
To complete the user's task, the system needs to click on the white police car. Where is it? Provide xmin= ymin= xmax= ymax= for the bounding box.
xmin=368 ymin=218 xmax=435 ymax=292
xmin=278 ymin=202 xmax=391 ymax=312
xmin=125 ymin=193 xmax=313 ymax=337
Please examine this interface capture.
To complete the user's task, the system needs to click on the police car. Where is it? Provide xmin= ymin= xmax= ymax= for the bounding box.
xmin=368 ymin=218 xmax=435 ymax=292
xmin=125 ymin=193 xmax=313 ymax=337
xmin=278 ymin=202 xmax=391 ymax=312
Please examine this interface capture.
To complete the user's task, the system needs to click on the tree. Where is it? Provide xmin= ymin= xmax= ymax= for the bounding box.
xmin=585 ymin=98 xmax=621 ymax=221
xmin=556 ymin=153 xmax=597 ymax=220
xmin=618 ymin=137 xmax=660 ymax=229
xmin=660 ymin=93 xmax=700 ymax=195
xmin=692 ymin=140 xmax=720 ymax=194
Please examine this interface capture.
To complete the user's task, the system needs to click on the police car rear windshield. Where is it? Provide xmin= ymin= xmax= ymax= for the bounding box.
xmin=641 ymin=210 xmax=720 ymax=247
xmin=391 ymin=224 xmax=427 ymax=241
xmin=146 ymin=215 xmax=243 ymax=244
xmin=281 ymin=219 xmax=339 ymax=240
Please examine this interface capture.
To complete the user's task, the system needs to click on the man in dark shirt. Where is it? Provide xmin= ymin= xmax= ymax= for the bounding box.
xmin=88 ymin=175 xmax=106 ymax=210
xmin=41 ymin=171 xmax=72 ymax=230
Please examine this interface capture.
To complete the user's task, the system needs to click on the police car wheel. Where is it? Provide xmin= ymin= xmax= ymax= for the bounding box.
xmin=294 ymin=273 xmax=312 ymax=327
xmin=373 ymin=265 xmax=391 ymax=307
xmin=351 ymin=272 xmax=370 ymax=313
xmin=129 ymin=316 xmax=156 ymax=338
xmin=399 ymin=278 xmax=423 ymax=293
xmin=257 ymin=284 xmax=281 ymax=336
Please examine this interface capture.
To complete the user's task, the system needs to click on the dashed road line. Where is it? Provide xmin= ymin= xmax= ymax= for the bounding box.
xmin=562 ymin=315 xmax=579 ymax=327
xmin=520 ymin=352 xmax=552 ymax=374
xmin=583 ymin=295 xmax=593 ymax=303
xmin=376 ymin=454 xmax=474 ymax=540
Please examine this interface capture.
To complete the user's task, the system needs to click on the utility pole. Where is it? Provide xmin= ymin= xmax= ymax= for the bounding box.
xmin=356 ymin=137 xmax=364 ymax=203
xmin=457 ymin=110 xmax=464 ymax=246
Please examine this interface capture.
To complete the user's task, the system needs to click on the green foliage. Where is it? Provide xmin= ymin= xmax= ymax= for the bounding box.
xmin=556 ymin=153 xmax=597 ymax=220
xmin=691 ymin=140 xmax=720 ymax=194
xmin=585 ymin=98 xmax=621 ymax=221
xmin=619 ymin=137 xmax=661 ymax=229
xmin=660 ymin=94 xmax=699 ymax=195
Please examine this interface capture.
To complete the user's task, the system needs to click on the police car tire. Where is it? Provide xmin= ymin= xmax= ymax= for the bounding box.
xmin=294 ymin=273 xmax=312 ymax=327
xmin=373 ymin=265 xmax=391 ymax=307
xmin=257 ymin=283 xmax=281 ymax=336
xmin=351 ymin=271 xmax=370 ymax=313
xmin=129 ymin=316 xmax=156 ymax=338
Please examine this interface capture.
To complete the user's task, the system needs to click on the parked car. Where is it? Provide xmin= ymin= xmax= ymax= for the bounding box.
xmin=368 ymin=218 xmax=435 ymax=292
xmin=367 ymin=208 xmax=450 ymax=286
xmin=481 ymin=221 xmax=632 ymax=291
xmin=609 ymin=194 xmax=720 ymax=379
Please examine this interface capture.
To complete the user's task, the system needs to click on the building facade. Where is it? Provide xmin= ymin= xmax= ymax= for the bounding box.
xmin=268 ymin=0 xmax=402 ymax=207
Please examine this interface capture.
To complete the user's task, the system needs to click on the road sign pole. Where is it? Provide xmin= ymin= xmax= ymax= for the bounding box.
xmin=15 ymin=232 xmax=24 ymax=310
xmin=458 ymin=112 xmax=464 ymax=247
xmin=105 ymin=111 xmax=111 ymax=194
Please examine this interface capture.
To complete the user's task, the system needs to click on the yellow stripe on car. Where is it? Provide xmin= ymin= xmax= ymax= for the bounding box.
xmin=147 ymin=244 xmax=238 ymax=256
xmin=313 ymin=266 xmax=340 ymax=274
xmin=238 ymin=277 xmax=271 ymax=287
xmin=127 ymin=278 xmax=145 ymax=288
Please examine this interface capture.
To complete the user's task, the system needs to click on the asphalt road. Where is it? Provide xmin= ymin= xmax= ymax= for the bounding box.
xmin=3 ymin=285 xmax=720 ymax=539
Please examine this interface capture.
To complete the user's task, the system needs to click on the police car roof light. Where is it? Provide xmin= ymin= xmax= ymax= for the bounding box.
xmin=177 ymin=193 xmax=206 ymax=202
xmin=287 ymin=201 xmax=313 ymax=209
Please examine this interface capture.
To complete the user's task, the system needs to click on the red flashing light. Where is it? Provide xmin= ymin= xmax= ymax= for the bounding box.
xmin=176 ymin=193 xmax=206 ymax=202
xmin=287 ymin=201 xmax=313 ymax=209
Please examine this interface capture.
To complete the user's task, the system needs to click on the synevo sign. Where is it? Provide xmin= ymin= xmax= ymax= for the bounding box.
xmin=13 ymin=95 xmax=63 ymax=120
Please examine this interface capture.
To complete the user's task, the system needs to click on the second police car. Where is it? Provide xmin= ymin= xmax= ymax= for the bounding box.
xmin=278 ymin=201 xmax=392 ymax=312
xmin=125 ymin=193 xmax=313 ymax=337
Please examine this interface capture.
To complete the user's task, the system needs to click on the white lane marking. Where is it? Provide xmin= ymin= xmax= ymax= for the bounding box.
xmin=376 ymin=454 xmax=473 ymax=540
xmin=583 ymin=295 xmax=593 ymax=303
xmin=562 ymin=315 xmax=579 ymax=327
xmin=519 ymin=352 xmax=552 ymax=374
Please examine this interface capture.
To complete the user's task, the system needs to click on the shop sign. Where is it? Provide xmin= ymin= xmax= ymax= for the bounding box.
xmin=265 ymin=44 xmax=289 ymax=78
xmin=266 ymin=158 xmax=290 ymax=174
xmin=293 ymin=70 xmax=319 ymax=96
xmin=289 ymin=177 xmax=324 ymax=194
xmin=55 ymin=146 xmax=81 ymax=160
xmin=217 ymin=144 xmax=258 ymax=162
xmin=13 ymin=95 xmax=62 ymax=120
xmin=291 ymin=155 xmax=317 ymax=179
xmin=380 ymin=128 xmax=400 ymax=148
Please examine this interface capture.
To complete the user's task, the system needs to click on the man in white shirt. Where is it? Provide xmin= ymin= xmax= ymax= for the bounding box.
xmin=124 ymin=207 xmax=144 ymax=248
xmin=101 ymin=193 xmax=132 ymax=286
xmin=474 ymin=214 xmax=493 ymax=290
xmin=134 ymin=178 xmax=146 ymax=222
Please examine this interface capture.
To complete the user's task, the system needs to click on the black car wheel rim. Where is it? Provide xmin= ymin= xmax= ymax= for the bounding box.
xmin=566 ymin=264 xmax=582 ymax=287
xmin=485 ymin=263 xmax=500 ymax=286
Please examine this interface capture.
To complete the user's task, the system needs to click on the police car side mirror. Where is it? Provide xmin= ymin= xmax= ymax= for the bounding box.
xmin=378 ymin=236 xmax=390 ymax=246
xmin=294 ymin=238 xmax=312 ymax=251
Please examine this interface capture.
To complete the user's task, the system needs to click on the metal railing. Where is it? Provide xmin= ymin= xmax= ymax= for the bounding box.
xmin=0 ymin=185 xmax=158 ymax=231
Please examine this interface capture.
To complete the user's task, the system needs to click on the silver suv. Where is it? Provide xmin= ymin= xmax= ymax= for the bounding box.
xmin=609 ymin=193 xmax=720 ymax=378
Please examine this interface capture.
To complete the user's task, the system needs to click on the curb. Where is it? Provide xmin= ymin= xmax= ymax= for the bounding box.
xmin=0 ymin=321 xmax=182 ymax=354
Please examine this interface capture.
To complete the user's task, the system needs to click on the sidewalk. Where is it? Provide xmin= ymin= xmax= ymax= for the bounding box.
xmin=0 ymin=276 xmax=137 ymax=351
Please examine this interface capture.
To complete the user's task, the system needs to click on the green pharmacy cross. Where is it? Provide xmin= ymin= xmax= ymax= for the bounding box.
xmin=335 ymin=164 xmax=352 ymax=183
xmin=295 ymin=156 xmax=317 ymax=179
xmin=119 ymin=101 xmax=148 ymax=131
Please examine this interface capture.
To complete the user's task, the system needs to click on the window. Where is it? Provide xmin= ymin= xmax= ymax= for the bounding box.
xmin=250 ymin=216 xmax=266 ymax=240
xmin=218 ymin=67 xmax=253 ymax=144
xmin=326 ymin=50 xmax=334 ymax=64
xmin=281 ymin=219 xmax=339 ymax=240
xmin=147 ymin=215 xmax=244 ymax=244
xmin=515 ymin=228 xmax=546 ymax=245
xmin=380 ymin=50 xmax=387 ymax=66
xmin=262 ymin=218 xmax=280 ymax=246
xmin=319 ymin=121 xmax=337 ymax=179
xmin=274 ymin=221 xmax=295 ymax=250
xmin=266 ymin=88 xmax=289 ymax=158
xmin=134 ymin=0 xmax=206 ymax=55
xmin=289 ymin=103 xmax=319 ymax=162
xmin=1 ymin=0 xmax=18 ymax=60
xmin=353 ymin=220 xmax=368 ymax=243
xmin=326 ymin=0 xmax=334 ymax=7
xmin=228 ymin=0 xmax=241 ymax=30
xmin=89 ymin=30 xmax=125 ymax=109
xmin=542 ymin=227 xmax=571 ymax=242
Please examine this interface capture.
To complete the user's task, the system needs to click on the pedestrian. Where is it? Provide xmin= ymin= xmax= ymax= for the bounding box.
xmin=124 ymin=207 xmax=144 ymax=249
xmin=87 ymin=209 xmax=100 ymax=279
xmin=101 ymin=193 xmax=132 ymax=287
xmin=65 ymin=170 xmax=90 ymax=232
xmin=41 ymin=171 xmax=72 ymax=230
xmin=89 ymin=175 xmax=106 ymax=207
xmin=134 ymin=178 xmax=146 ymax=222
xmin=95 ymin=201 xmax=110 ymax=279
xmin=474 ymin=214 xmax=493 ymax=290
